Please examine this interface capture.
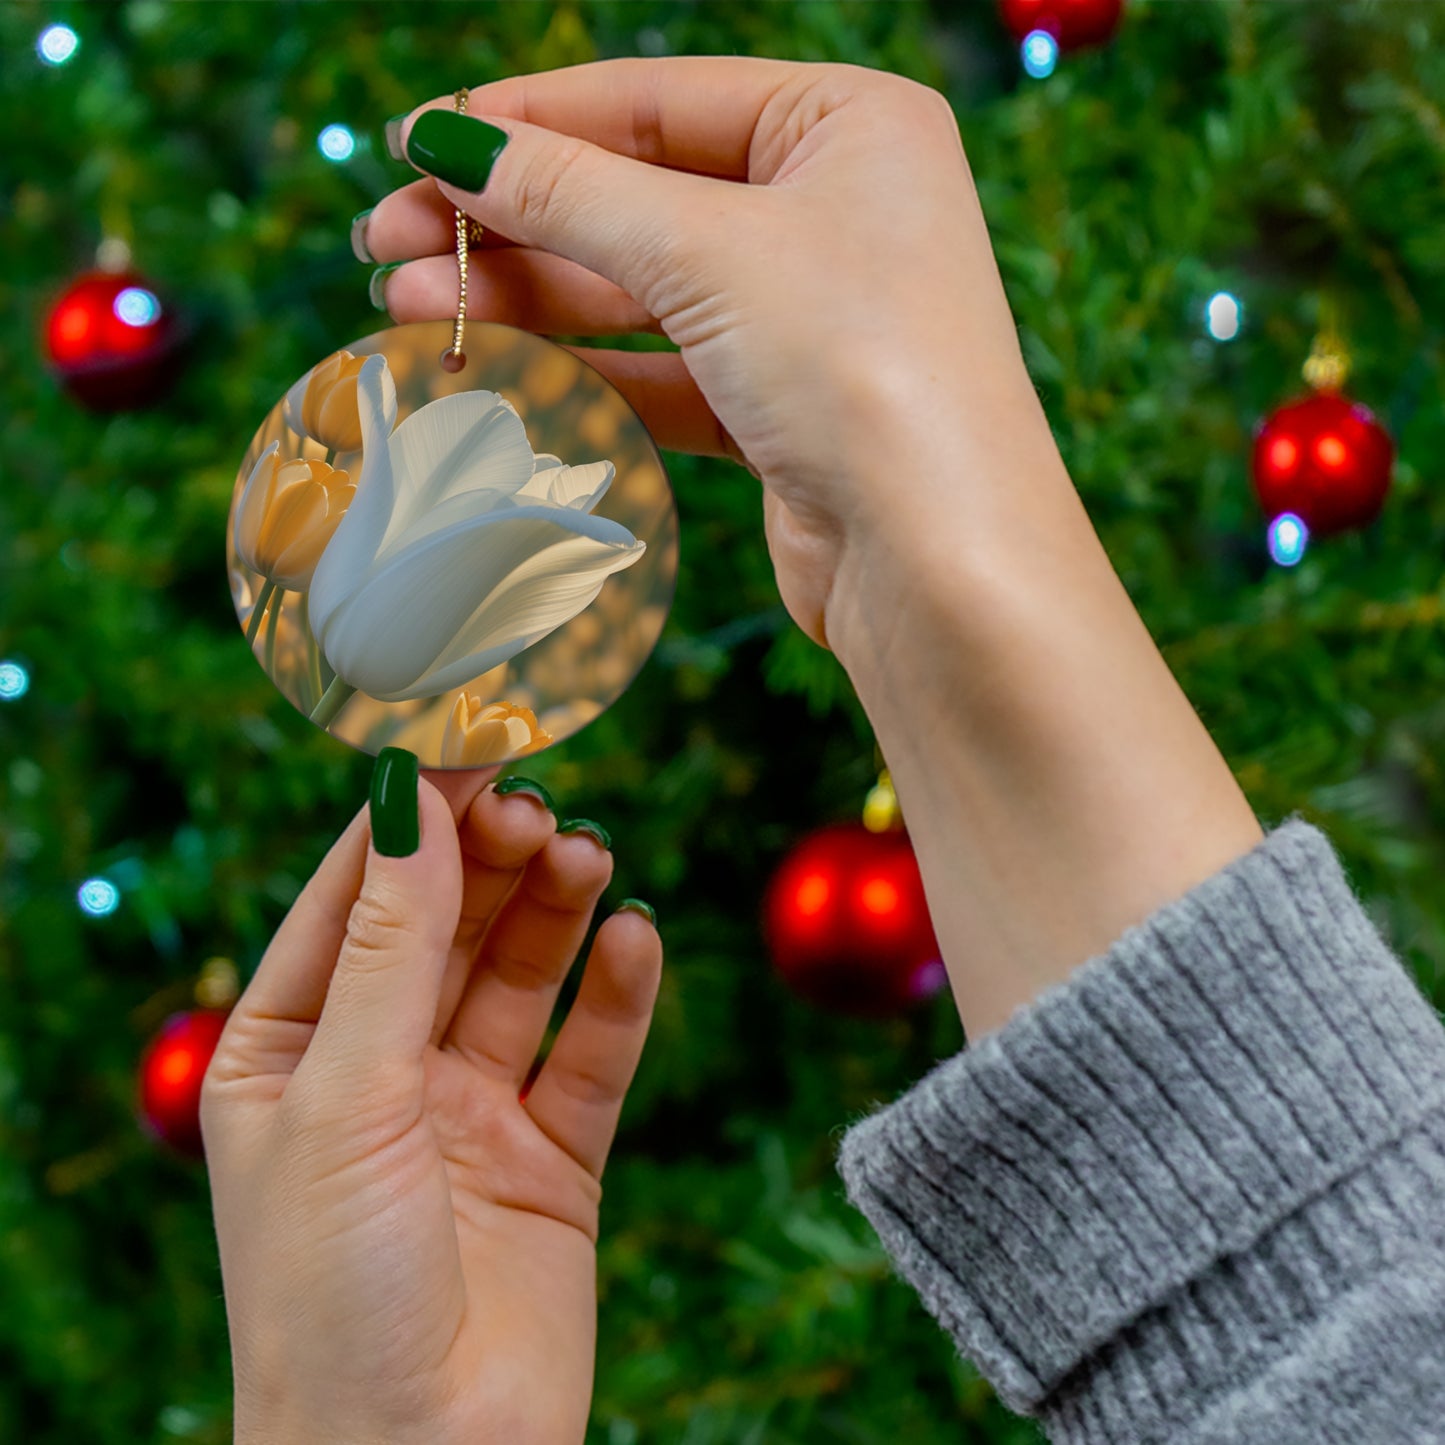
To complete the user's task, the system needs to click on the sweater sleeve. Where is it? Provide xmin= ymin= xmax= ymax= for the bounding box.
xmin=834 ymin=817 xmax=1445 ymax=1444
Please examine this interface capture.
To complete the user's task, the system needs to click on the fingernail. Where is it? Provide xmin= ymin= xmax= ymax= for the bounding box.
xmin=405 ymin=110 xmax=510 ymax=192
xmin=370 ymin=747 xmax=420 ymax=857
xmin=350 ymin=208 xmax=375 ymax=263
xmin=617 ymin=898 xmax=656 ymax=926
xmin=558 ymin=818 xmax=611 ymax=851
xmin=493 ymin=775 xmax=555 ymax=812
xmin=368 ymin=261 xmax=403 ymax=311
xmin=384 ymin=113 xmax=409 ymax=162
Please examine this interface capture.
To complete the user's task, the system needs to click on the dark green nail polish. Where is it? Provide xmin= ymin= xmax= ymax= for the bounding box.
xmin=405 ymin=110 xmax=510 ymax=192
xmin=368 ymin=261 xmax=403 ymax=311
xmin=350 ymin=208 xmax=375 ymax=264
xmin=370 ymin=748 xmax=420 ymax=857
xmin=494 ymin=775 xmax=555 ymax=812
xmin=559 ymin=818 xmax=612 ymax=851
xmin=384 ymin=113 xmax=409 ymax=161
xmin=617 ymin=898 xmax=656 ymax=926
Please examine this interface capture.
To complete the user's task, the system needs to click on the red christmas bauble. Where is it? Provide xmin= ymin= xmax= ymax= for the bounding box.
xmin=137 ymin=1009 xmax=230 ymax=1157
xmin=1251 ymin=392 xmax=1394 ymax=537
xmin=763 ymin=822 xmax=945 ymax=1017
xmin=998 ymin=0 xmax=1124 ymax=49
xmin=44 ymin=269 xmax=182 ymax=410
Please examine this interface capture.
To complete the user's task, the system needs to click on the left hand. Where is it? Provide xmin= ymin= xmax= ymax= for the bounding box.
xmin=201 ymin=767 xmax=662 ymax=1445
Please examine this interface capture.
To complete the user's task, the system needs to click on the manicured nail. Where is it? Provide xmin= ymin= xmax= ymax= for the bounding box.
xmin=405 ymin=110 xmax=510 ymax=192
xmin=350 ymin=208 xmax=375 ymax=263
xmin=370 ymin=747 xmax=420 ymax=857
xmin=617 ymin=898 xmax=656 ymax=926
xmin=368 ymin=261 xmax=403 ymax=311
xmin=558 ymin=818 xmax=611 ymax=851
xmin=493 ymin=775 xmax=555 ymax=812
xmin=384 ymin=113 xmax=409 ymax=162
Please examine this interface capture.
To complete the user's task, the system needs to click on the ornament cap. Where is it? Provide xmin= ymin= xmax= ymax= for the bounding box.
xmin=863 ymin=767 xmax=903 ymax=832
xmin=195 ymin=956 xmax=240 ymax=1010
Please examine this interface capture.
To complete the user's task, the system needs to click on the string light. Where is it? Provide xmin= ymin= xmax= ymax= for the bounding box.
xmin=113 ymin=287 xmax=162 ymax=328
xmin=1268 ymin=512 xmax=1309 ymax=568
xmin=1205 ymin=291 xmax=1242 ymax=341
xmin=0 ymin=660 xmax=29 ymax=701
xmin=1022 ymin=30 xmax=1060 ymax=79
xmin=77 ymin=878 xmax=121 ymax=917
xmin=37 ymin=24 xmax=79 ymax=66
xmin=317 ymin=124 xmax=356 ymax=162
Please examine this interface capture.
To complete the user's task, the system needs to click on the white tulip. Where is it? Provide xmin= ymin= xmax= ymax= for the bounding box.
xmin=307 ymin=354 xmax=645 ymax=717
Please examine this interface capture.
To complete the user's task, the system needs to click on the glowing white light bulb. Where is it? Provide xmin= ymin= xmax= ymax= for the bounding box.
xmin=318 ymin=124 xmax=356 ymax=162
xmin=0 ymin=661 xmax=29 ymax=700
xmin=1022 ymin=30 xmax=1059 ymax=79
xmin=78 ymin=878 xmax=121 ymax=917
xmin=114 ymin=287 xmax=161 ymax=327
xmin=38 ymin=24 xmax=79 ymax=66
xmin=1206 ymin=291 xmax=1243 ymax=342
xmin=1267 ymin=512 xmax=1309 ymax=567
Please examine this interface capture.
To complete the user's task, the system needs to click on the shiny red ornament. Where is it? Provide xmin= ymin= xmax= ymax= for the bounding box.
xmin=44 ymin=269 xmax=182 ymax=410
xmin=998 ymin=0 xmax=1125 ymax=49
xmin=763 ymin=822 xmax=945 ymax=1017
xmin=1251 ymin=392 xmax=1394 ymax=537
xmin=137 ymin=1009 xmax=230 ymax=1157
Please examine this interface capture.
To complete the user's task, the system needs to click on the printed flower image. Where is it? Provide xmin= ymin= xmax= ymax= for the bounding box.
xmin=227 ymin=321 xmax=678 ymax=768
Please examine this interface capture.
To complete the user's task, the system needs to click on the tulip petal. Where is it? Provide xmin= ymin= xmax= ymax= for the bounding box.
xmin=314 ymin=504 xmax=644 ymax=702
xmin=516 ymin=458 xmax=614 ymax=512
xmin=309 ymin=355 xmax=398 ymax=633
xmin=378 ymin=390 xmax=535 ymax=549
xmin=235 ymin=441 xmax=282 ymax=574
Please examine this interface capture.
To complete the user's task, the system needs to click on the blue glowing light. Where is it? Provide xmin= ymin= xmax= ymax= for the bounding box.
xmin=114 ymin=287 xmax=161 ymax=328
xmin=1206 ymin=291 xmax=1243 ymax=342
xmin=78 ymin=878 xmax=121 ymax=917
xmin=318 ymin=124 xmax=356 ymax=162
xmin=0 ymin=661 xmax=29 ymax=700
xmin=1022 ymin=30 xmax=1059 ymax=79
xmin=1268 ymin=512 xmax=1309 ymax=567
xmin=38 ymin=24 xmax=79 ymax=66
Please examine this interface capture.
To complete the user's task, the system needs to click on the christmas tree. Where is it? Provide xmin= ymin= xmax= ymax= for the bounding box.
xmin=2 ymin=3 xmax=1442 ymax=1442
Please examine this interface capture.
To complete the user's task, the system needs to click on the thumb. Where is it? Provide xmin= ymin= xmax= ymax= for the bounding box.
xmin=398 ymin=106 xmax=745 ymax=314
xmin=303 ymin=749 xmax=462 ymax=1090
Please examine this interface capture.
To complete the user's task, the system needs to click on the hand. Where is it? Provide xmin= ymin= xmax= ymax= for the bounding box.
xmin=361 ymin=56 xmax=1057 ymax=659
xmin=201 ymin=764 xmax=662 ymax=1445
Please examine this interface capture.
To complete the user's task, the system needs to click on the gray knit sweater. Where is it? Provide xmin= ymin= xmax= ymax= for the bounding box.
xmin=835 ymin=818 xmax=1445 ymax=1443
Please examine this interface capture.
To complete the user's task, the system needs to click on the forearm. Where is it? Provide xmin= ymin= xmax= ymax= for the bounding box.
xmin=826 ymin=394 xmax=1262 ymax=1040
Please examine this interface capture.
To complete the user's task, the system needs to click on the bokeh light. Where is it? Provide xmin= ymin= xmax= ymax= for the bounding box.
xmin=1268 ymin=512 xmax=1309 ymax=567
xmin=77 ymin=878 xmax=121 ymax=917
xmin=114 ymin=287 xmax=162 ymax=328
xmin=0 ymin=660 xmax=29 ymax=700
xmin=1205 ymin=291 xmax=1242 ymax=341
xmin=37 ymin=24 xmax=79 ymax=66
xmin=317 ymin=124 xmax=356 ymax=162
xmin=1022 ymin=30 xmax=1059 ymax=79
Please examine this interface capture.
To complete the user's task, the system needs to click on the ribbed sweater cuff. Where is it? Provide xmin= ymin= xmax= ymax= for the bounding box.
xmin=835 ymin=818 xmax=1445 ymax=1432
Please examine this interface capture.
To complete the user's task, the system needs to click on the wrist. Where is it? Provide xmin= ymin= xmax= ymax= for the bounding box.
xmin=825 ymin=422 xmax=1262 ymax=1039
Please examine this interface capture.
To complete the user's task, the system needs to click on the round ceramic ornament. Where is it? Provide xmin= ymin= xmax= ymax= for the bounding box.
xmin=226 ymin=98 xmax=677 ymax=768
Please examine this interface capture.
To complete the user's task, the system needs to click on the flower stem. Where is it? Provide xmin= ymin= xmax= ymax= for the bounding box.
xmin=263 ymin=588 xmax=283 ymax=678
xmin=297 ymin=593 xmax=324 ymax=708
xmin=244 ymin=578 xmax=277 ymax=648
xmin=309 ymin=676 xmax=357 ymax=730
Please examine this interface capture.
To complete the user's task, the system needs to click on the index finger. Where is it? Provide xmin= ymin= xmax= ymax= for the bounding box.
xmin=401 ymin=54 xmax=808 ymax=181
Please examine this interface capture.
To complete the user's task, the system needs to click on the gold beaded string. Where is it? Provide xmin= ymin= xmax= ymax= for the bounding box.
xmin=444 ymin=87 xmax=475 ymax=372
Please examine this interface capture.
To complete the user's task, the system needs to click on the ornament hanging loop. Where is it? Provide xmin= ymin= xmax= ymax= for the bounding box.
xmin=441 ymin=87 xmax=478 ymax=374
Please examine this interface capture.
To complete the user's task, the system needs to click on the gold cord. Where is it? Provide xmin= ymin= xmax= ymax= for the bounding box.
xmin=445 ymin=87 xmax=477 ymax=370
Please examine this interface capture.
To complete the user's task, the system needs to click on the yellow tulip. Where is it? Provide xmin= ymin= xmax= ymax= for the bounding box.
xmin=283 ymin=348 xmax=369 ymax=454
xmin=235 ymin=444 xmax=354 ymax=591
xmin=440 ymin=694 xmax=554 ymax=767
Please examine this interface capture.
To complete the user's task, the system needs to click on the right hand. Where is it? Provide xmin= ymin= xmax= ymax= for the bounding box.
xmin=362 ymin=57 xmax=1064 ymax=660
